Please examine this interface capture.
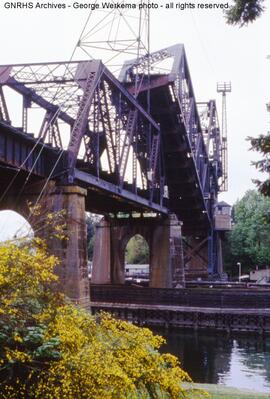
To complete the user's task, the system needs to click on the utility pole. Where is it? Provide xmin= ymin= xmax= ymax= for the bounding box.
xmin=237 ymin=262 xmax=241 ymax=282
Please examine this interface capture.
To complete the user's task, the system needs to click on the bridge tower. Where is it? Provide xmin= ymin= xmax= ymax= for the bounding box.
xmin=207 ymin=82 xmax=232 ymax=276
xmin=217 ymin=81 xmax=231 ymax=192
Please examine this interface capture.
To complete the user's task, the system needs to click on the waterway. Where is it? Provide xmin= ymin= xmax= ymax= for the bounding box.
xmin=158 ymin=330 xmax=270 ymax=394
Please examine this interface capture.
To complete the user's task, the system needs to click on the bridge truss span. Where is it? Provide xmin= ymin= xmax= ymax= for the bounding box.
xmin=120 ymin=44 xmax=226 ymax=235
xmin=0 ymin=59 xmax=167 ymax=215
xmin=0 ymin=43 xmax=229 ymax=280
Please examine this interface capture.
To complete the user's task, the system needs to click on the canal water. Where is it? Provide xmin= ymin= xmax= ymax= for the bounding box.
xmin=158 ymin=330 xmax=270 ymax=393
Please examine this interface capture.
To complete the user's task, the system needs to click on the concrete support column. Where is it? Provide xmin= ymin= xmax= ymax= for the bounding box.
xmin=91 ymin=218 xmax=126 ymax=285
xmin=150 ymin=214 xmax=185 ymax=288
xmin=45 ymin=185 xmax=90 ymax=308
xmin=110 ymin=223 xmax=126 ymax=284
xmin=150 ymin=221 xmax=171 ymax=288
xmin=91 ymin=219 xmax=111 ymax=284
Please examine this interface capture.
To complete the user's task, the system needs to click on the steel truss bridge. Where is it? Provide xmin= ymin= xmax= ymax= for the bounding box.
xmin=0 ymin=44 xmax=227 ymax=275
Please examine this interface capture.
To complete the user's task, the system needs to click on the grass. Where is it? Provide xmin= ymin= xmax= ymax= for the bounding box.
xmin=192 ymin=383 xmax=270 ymax=398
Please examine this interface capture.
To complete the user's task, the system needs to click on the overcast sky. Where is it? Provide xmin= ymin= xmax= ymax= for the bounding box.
xmin=0 ymin=0 xmax=269 ymax=237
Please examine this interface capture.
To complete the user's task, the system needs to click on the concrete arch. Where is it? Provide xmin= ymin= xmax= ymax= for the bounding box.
xmin=0 ymin=180 xmax=57 ymax=238
xmin=0 ymin=195 xmax=31 ymax=221
xmin=92 ymin=214 xmax=185 ymax=288
xmin=110 ymin=221 xmax=153 ymax=284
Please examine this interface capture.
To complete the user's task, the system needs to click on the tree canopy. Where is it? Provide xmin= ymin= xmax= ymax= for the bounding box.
xmin=225 ymin=0 xmax=265 ymax=26
xmin=125 ymin=234 xmax=149 ymax=264
xmin=86 ymin=213 xmax=101 ymax=260
xmin=248 ymin=132 xmax=270 ymax=196
xmin=224 ymin=190 xmax=270 ymax=275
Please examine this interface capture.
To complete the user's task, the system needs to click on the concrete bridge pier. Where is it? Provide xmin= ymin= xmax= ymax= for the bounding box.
xmin=91 ymin=214 xmax=185 ymax=288
xmin=0 ymin=183 xmax=90 ymax=307
xmin=43 ymin=185 xmax=90 ymax=308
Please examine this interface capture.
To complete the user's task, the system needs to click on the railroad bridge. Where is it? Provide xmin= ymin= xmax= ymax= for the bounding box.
xmin=0 ymin=44 xmax=230 ymax=306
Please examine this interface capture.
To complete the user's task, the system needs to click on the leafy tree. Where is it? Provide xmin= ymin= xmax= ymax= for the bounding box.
xmin=225 ymin=0 xmax=265 ymax=26
xmin=0 ymin=235 xmax=205 ymax=399
xmin=0 ymin=238 xmax=63 ymax=397
xmin=86 ymin=213 xmax=101 ymax=260
xmin=125 ymin=234 xmax=149 ymax=264
xmin=248 ymin=132 xmax=270 ymax=196
xmin=224 ymin=190 xmax=270 ymax=275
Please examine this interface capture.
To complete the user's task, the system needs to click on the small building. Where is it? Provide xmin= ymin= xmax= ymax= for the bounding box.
xmin=250 ymin=268 xmax=270 ymax=283
xmin=214 ymin=201 xmax=232 ymax=231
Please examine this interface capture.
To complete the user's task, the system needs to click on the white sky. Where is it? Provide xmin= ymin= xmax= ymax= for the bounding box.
xmin=0 ymin=0 xmax=269 ymax=236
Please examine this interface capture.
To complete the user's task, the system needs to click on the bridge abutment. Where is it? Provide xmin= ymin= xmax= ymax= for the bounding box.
xmin=92 ymin=214 xmax=185 ymax=288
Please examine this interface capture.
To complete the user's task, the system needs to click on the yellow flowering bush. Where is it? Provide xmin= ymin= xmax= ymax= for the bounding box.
xmin=0 ymin=237 xmax=207 ymax=399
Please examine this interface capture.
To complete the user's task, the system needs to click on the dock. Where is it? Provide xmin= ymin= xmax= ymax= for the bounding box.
xmin=90 ymin=285 xmax=270 ymax=333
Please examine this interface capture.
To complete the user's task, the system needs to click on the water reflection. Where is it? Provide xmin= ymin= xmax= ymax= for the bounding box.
xmin=159 ymin=330 xmax=270 ymax=393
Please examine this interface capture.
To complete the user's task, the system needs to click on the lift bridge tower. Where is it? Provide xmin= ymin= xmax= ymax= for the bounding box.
xmin=210 ymin=82 xmax=232 ymax=277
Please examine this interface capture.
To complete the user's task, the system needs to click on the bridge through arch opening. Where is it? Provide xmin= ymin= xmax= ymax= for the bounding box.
xmin=125 ymin=234 xmax=150 ymax=285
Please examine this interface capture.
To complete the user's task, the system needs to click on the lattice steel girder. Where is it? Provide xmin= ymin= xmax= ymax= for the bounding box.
xmin=120 ymin=43 xmax=226 ymax=234
xmin=197 ymin=100 xmax=223 ymax=187
xmin=38 ymin=110 xmax=63 ymax=149
xmin=0 ymin=60 xmax=159 ymax=129
xmin=119 ymin=44 xmax=185 ymax=82
xmin=119 ymin=109 xmax=138 ymax=185
xmin=119 ymin=44 xmax=224 ymax=194
xmin=0 ymin=59 xmax=164 ymax=205
xmin=0 ymin=87 xmax=10 ymax=124
xmin=76 ymin=63 xmax=164 ymax=203
xmin=183 ymin=236 xmax=208 ymax=264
